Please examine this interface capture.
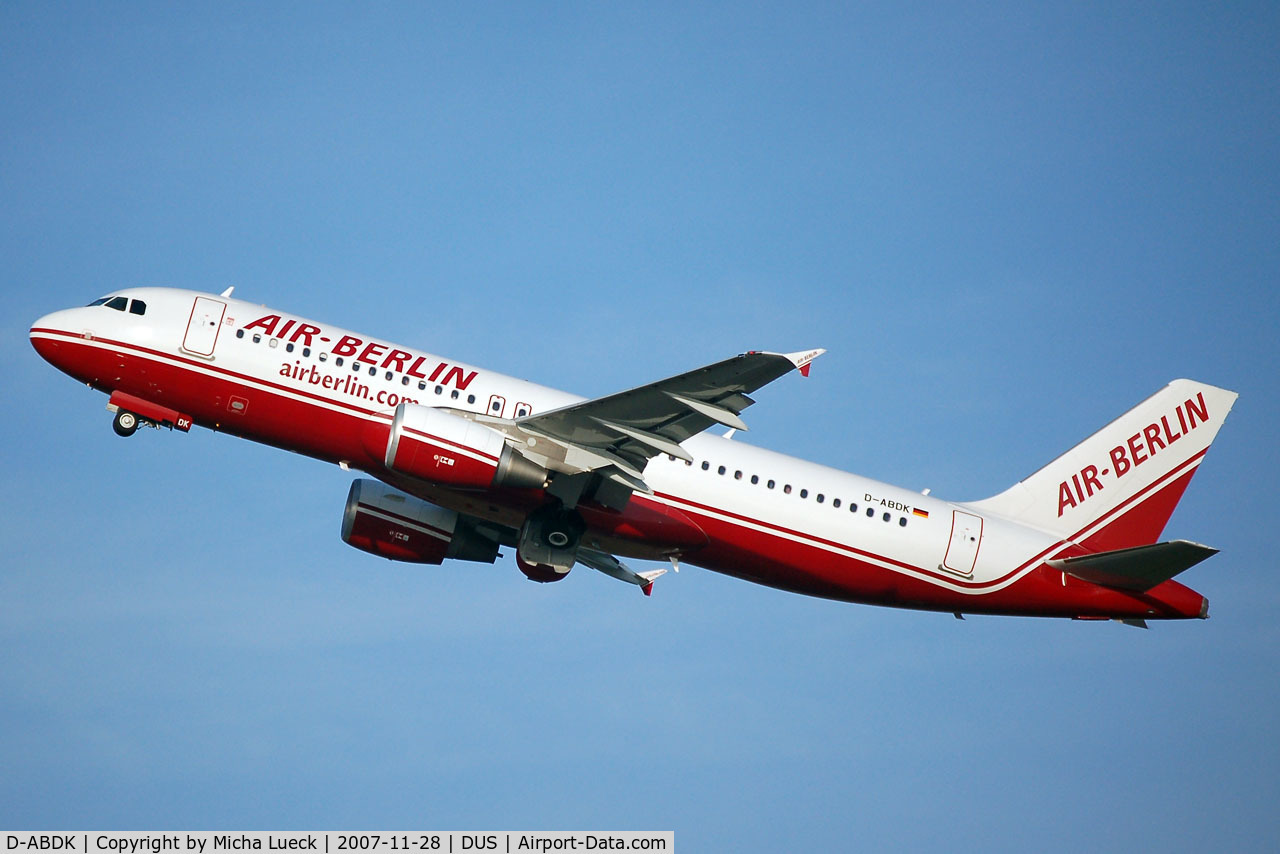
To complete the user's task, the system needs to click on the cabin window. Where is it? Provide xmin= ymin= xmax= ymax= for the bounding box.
xmin=302 ymin=347 xmax=310 ymax=357
xmin=129 ymin=300 xmax=147 ymax=315
xmin=334 ymin=357 xmax=343 ymax=366
xmin=253 ymin=334 xmax=262 ymax=344
xmin=516 ymin=404 xmax=530 ymax=417
xmin=492 ymin=400 xmax=502 ymax=412
xmin=800 ymin=489 xmax=809 ymax=499
xmin=734 ymin=470 xmax=743 ymax=480
xmin=385 ymin=371 xmax=394 ymax=380
xmin=850 ymin=503 xmax=858 ymax=513
xmin=285 ymin=342 xmax=294 ymax=352
xmin=883 ymin=512 xmax=891 ymax=522
xmin=402 ymin=376 xmax=410 ymax=386
xmin=701 ymin=461 xmax=710 ymax=471
xmin=435 ymin=386 xmax=443 ymax=395
xmin=236 ymin=329 xmax=245 ymax=339
xmin=368 ymin=366 xmax=376 ymax=376
xmin=899 ymin=517 xmax=908 ymax=527
xmin=833 ymin=498 xmax=841 ymax=508
xmin=451 ymin=390 xmax=459 ymax=399
xmin=269 ymin=338 xmax=278 ymax=348
xmin=319 ymin=352 xmax=328 ymax=362
xmin=418 ymin=381 xmax=427 ymax=390
xmin=784 ymin=485 xmax=792 ymax=494
xmin=750 ymin=475 xmax=759 ymax=485
xmin=105 ymin=296 xmax=128 ymax=311
xmin=767 ymin=479 xmax=775 ymax=489
xmin=816 ymin=493 xmax=824 ymax=504
xmin=467 ymin=394 xmax=476 ymax=404
xmin=866 ymin=507 xmax=874 ymax=518
xmin=717 ymin=465 xmax=726 ymax=475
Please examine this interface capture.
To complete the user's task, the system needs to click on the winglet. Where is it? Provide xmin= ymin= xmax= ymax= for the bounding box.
xmin=639 ymin=569 xmax=667 ymax=597
xmin=782 ymin=348 xmax=825 ymax=377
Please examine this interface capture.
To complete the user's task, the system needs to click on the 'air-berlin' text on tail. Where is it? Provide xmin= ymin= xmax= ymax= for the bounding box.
xmin=968 ymin=379 xmax=1238 ymax=553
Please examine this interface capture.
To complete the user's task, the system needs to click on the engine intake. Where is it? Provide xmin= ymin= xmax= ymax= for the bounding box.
xmin=341 ymin=479 xmax=500 ymax=564
xmin=384 ymin=403 xmax=546 ymax=491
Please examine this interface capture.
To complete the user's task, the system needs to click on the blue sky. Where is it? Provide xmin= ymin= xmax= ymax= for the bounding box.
xmin=3 ymin=2 xmax=1278 ymax=849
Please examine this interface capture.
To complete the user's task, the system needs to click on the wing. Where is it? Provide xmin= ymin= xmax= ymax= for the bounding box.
xmin=578 ymin=549 xmax=667 ymax=596
xmin=505 ymin=348 xmax=823 ymax=505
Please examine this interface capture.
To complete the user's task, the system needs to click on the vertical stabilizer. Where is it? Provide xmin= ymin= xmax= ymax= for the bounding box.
xmin=967 ymin=379 xmax=1237 ymax=551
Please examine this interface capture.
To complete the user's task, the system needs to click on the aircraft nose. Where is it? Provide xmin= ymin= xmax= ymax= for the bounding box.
xmin=30 ymin=309 xmax=77 ymax=367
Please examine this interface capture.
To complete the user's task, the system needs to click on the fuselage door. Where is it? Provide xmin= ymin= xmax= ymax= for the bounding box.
xmin=942 ymin=510 xmax=983 ymax=577
xmin=182 ymin=297 xmax=226 ymax=358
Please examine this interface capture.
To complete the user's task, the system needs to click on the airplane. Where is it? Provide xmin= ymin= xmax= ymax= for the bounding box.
xmin=30 ymin=287 xmax=1238 ymax=625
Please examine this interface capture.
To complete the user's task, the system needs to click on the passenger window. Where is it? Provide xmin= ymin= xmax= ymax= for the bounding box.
xmin=385 ymin=371 xmax=394 ymax=380
xmin=850 ymin=503 xmax=858 ymax=513
xmin=899 ymin=517 xmax=908 ymax=527
xmin=717 ymin=466 xmax=726 ymax=475
xmin=129 ymin=300 xmax=146 ymax=315
xmin=800 ymin=489 xmax=809 ymax=499
xmin=418 ymin=381 xmax=427 ymax=390
xmin=106 ymin=296 xmax=128 ymax=311
xmin=750 ymin=475 xmax=759 ymax=485
xmin=451 ymin=390 xmax=459 ymax=399
xmin=402 ymin=376 xmax=410 ymax=386
xmin=335 ymin=357 xmax=343 ymax=366
xmin=816 ymin=494 xmax=824 ymax=504
xmin=236 ymin=329 xmax=245 ymax=339
xmin=866 ymin=507 xmax=874 ymax=517
xmin=319 ymin=352 xmax=328 ymax=362
xmin=269 ymin=338 xmax=278 ymax=348
xmin=701 ymin=462 xmax=710 ymax=471
xmin=767 ymin=480 xmax=775 ymax=489
xmin=285 ymin=342 xmax=294 ymax=352
xmin=883 ymin=512 xmax=891 ymax=522
xmin=734 ymin=470 xmax=742 ymax=480
xmin=833 ymin=498 xmax=841 ymax=508
xmin=784 ymin=485 xmax=792 ymax=494
xmin=303 ymin=347 xmax=310 ymax=357
xmin=435 ymin=386 xmax=443 ymax=395
xmin=253 ymin=334 xmax=262 ymax=344
xmin=467 ymin=394 xmax=476 ymax=404
xmin=368 ymin=366 xmax=376 ymax=376
xmin=492 ymin=401 xmax=501 ymax=412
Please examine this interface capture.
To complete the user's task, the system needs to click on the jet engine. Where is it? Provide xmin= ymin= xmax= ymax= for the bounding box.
xmin=380 ymin=403 xmax=547 ymax=491
xmin=341 ymin=479 xmax=500 ymax=564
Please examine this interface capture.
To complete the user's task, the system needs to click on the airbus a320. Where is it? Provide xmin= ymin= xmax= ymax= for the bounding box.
xmin=30 ymin=288 xmax=1237 ymax=625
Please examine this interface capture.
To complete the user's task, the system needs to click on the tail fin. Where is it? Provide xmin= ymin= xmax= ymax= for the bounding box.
xmin=967 ymin=379 xmax=1237 ymax=551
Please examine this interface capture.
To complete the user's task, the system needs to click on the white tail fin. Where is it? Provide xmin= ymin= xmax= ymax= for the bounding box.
xmin=967 ymin=379 xmax=1237 ymax=551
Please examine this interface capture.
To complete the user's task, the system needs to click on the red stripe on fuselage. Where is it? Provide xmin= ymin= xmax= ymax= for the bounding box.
xmin=32 ymin=328 xmax=1205 ymax=618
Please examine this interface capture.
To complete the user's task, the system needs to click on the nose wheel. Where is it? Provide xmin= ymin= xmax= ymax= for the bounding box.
xmin=112 ymin=410 xmax=140 ymax=437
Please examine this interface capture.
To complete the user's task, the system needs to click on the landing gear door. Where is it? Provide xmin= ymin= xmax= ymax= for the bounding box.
xmin=183 ymin=297 xmax=226 ymax=358
xmin=942 ymin=510 xmax=983 ymax=577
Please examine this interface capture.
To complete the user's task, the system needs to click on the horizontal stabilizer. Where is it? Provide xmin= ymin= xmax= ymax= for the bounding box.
xmin=1047 ymin=540 xmax=1218 ymax=592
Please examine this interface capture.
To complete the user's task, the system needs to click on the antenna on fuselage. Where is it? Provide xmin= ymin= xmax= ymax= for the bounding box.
xmin=220 ymin=286 xmax=235 ymax=298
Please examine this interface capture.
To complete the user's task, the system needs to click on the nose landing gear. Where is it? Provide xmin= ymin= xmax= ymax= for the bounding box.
xmin=112 ymin=409 xmax=140 ymax=437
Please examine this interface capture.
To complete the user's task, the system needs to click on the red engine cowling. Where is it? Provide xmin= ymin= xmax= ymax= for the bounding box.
xmin=341 ymin=479 xmax=500 ymax=564
xmin=516 ymin=555 xmax=571 ymax=583
xmin=382 ymin=403 xmax=547 ymax=491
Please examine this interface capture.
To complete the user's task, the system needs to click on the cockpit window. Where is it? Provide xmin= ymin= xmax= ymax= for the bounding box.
xmin=87 ymin=297 xmax=110 ymax=306
xmin=105 ymin=296 xmax=128 ymax=311
xmin=129 ymin=300 xmax=146 ymax=316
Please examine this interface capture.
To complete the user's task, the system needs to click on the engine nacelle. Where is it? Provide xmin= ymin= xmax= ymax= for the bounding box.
xmin=341 ymin=479 xmax=500 ymax=564
xmin=383 ymin=403 xmax=547 ymax=491
xmin=516 ymin=555 xmax=571 ymax=584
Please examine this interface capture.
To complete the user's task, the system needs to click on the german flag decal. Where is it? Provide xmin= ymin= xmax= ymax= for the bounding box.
xmin=912 ymin=507 xmax=929 ymax=519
